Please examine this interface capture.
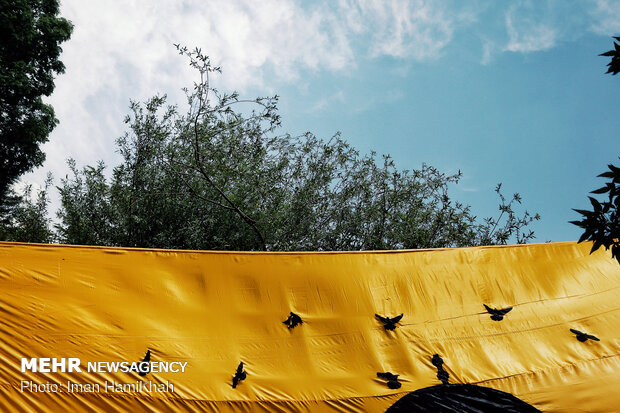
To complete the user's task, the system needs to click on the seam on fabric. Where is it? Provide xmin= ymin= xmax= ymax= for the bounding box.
xmin=471 ymin=353 xmax=620 ymax=386
xmin=0 ymin=240 xmax=583 ymax=255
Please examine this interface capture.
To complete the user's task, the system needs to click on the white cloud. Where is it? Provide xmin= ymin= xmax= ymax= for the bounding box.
xmin=501 ymin=0 xmax=620 ymax=56
xmin=504 ymin=3 xmax=557 ymax=53
xmin=480 ymin=38 xmax=496 ymax=65
xmin=589 ymin=0 xmax=620 ymax=35
xmin=340 ymin=0 xmax=478 ymax=60
xmin=308 ymin=90 xmax=346 ymax=113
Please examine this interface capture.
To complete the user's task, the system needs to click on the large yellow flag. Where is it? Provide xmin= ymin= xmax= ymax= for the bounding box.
xmin=0 ymin=241 xmax=618 ymax=412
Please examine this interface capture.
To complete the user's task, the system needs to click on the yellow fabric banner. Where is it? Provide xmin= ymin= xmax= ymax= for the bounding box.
xmin=0 ymin=241 xmax=618 ymax=412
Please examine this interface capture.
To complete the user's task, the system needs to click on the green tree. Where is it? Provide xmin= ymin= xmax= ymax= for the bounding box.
xmin=55 ymin=47 xmax=539 ymax=251
xmin=0 ymin=173 xmax=54 ymax=243
xmin=0 ymin=0 xmax=73 ymax=207
xmin=56 ymin=160 xmax=115 ymax=246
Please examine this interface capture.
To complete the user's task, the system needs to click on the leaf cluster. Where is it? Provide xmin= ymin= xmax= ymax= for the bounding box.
xmin=477 ymin=184 xmax=540 ymax=245
xmin=600 ymin=37 xmax=620 ymax=75
xmin=0 ymin=174 xmax=53 ymax=243
xmin=571 ymin=162 xmax=620 ymax=263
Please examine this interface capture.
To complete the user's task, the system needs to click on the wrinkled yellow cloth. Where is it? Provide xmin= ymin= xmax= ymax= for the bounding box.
xmin=0 ymin=241 xmax=618 ymax=412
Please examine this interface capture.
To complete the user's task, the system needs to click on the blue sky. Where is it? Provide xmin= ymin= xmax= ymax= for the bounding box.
xmin=24 ymin=0 xmax=620 ymax=244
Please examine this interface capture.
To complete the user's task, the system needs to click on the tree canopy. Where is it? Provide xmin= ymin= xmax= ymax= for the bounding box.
xmin=53 ymin=47 xmax=539 ymax=251
xmin=0 ymin=174 xmax=53 ymax=243
xmin=0 ymin=0 xmax=73 ymax=206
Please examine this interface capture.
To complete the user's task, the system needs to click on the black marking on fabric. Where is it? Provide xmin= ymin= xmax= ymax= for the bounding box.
xmin=570 ymin=328 xmax=600 ymax=342
xmin=377 ymin=372 xmax=399 ymax=381
xmin=232 ymin=362 xmax=247 ymax=389
xmin=377 ymin=372 xmax=401 ymax=389
xmin=431 ymin=354 xmax=449 ymax=385
xmin=483 ymin=304 xmax=513 ymax=321
xmin=283 ymin=312 xmax=303 ymax=329
xmin=375 ymin=313 xmax=404 ymax=331
xmin=387 ymin=380 xmax=402 ymax=389
xmin=385 ymin=384 xmax=541 ymax=412
xmin=138 ymin=349 xmax=151 ymax=377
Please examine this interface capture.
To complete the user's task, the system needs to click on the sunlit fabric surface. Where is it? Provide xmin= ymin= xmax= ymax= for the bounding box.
xmin=0 ymin=241 xmax=618 ymax=412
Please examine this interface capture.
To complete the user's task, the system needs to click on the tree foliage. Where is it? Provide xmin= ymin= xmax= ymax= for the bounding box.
xmin=600 ymin=36 xmax=620 ymax=75
xmin=0 ymin=174 xmax=53 ymax=243
xmin=571 ymin=162 xmax=620 ymax=264
xmin=54 ymin=47 xmax=539 ymax=251
xmin=0 ymin=0 xmax=73 ymax=205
